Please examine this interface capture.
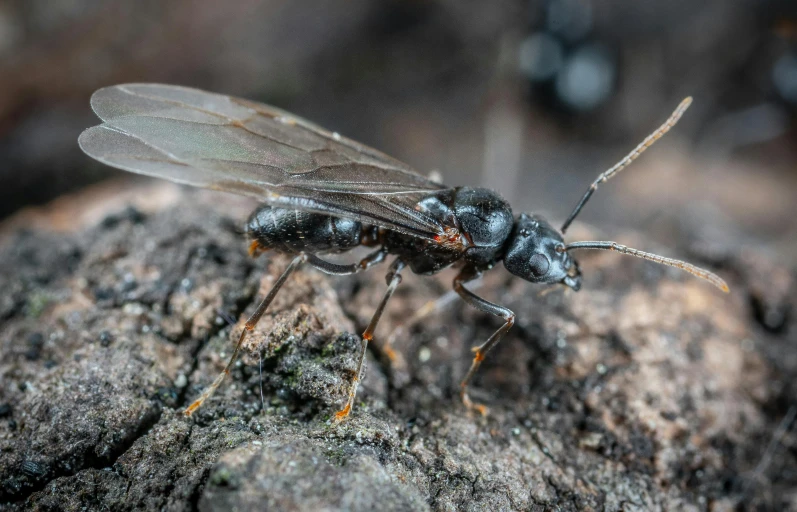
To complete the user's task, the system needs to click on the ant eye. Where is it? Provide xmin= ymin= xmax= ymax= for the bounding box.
xmin=528 ymin=253 xmax=550 ymax=278
xmin=519 ymin=228 xmax=530 ymax=237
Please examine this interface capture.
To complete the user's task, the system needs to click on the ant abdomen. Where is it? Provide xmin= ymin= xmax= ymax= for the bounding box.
xmin=246 ymin=205 xmax=362 ymax=254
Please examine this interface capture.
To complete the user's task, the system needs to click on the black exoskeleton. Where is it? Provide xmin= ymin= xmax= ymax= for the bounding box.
xmin=247 ymin=187 xmax=580 ymax=287
xmin=79 ymin=84 xmax=728 ymax=420
xmin=245 ymin=186 xmax=584 ymax=413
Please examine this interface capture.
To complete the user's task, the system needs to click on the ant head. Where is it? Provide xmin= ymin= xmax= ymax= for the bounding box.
xmin=503 ymin=213 xmax=582 ymax=290
xmin=502 ymin=98 xmax=728 ymax=294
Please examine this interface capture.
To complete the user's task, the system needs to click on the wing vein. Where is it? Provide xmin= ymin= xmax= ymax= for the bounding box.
xmin=81 ymin=84 xmax=452 ymax=241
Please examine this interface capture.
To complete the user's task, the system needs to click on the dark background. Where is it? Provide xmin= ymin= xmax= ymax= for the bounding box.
xmin=1 ymin=0 xmax=796 ymax=258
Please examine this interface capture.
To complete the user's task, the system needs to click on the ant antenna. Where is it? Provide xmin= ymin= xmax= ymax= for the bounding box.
xmin=565 ymin=241 xmax=729 ymax=292
xmin=560 ymin=97 xmax=693 ymax=234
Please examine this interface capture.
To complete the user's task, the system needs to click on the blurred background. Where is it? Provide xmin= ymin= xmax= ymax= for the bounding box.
xmin=1 ymin=0 xmax=796 ymax=260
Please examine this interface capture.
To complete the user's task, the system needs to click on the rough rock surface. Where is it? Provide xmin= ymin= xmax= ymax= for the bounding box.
xmin=0 ymin=184 xmax=795 ymax=511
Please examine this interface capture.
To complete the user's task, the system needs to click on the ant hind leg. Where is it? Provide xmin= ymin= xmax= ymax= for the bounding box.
xmin=183 ymin=253 xmax=308 ymax=416
xmin=184 ymin=248 xmax=388 ymax=417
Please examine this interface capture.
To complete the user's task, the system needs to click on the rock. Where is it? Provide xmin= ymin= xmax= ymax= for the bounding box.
xmin=0 ymin=183 xmax=794 ymax=510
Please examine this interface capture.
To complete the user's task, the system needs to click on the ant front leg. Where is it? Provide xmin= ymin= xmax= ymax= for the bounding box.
xmin=334 ymin=258 xmax=406 ymax=421
xmin=453 ymin=266 xmax=516 ymax=416
xmin=379 ymin=280 xmax=485 ymax=388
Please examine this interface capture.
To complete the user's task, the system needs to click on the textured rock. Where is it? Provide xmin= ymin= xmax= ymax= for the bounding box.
xmin=0 ymin=183 xmax=794 ymax=511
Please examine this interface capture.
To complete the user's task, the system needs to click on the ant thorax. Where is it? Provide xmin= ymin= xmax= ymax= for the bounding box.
xmin=382 ymin=187 xmax=514 ymax=275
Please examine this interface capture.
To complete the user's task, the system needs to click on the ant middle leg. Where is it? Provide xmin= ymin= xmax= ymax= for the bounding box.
xmin=453 ymin=266 xmax=515 ymax=415
xmin=334 ymin=258 xmax=406 ymax=421
xmin=183 ymin=248 xmax=387 ymax=416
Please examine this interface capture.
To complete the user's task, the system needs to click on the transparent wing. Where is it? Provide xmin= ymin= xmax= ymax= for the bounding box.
xmin=78 ymin=84 xmax=450 ymax=239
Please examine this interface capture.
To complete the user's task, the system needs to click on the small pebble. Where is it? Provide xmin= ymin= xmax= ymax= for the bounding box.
xmin=418 ymin=347 xmax=431 ymax=363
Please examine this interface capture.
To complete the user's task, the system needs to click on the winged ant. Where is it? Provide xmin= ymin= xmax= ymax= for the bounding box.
xmin=79 ymin=85 xmax=728 ymax=420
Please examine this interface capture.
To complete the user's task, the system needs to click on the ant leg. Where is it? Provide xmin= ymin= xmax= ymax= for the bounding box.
xmin=184 ymin=253 xmax=308 ymax=416
xmin=382 ymin=278 xmax=484 ymax=366
xmin=334 ymin=258 xmax=406 ymax=421
xmin=184 ymin=249 xmax=387 ymax=416
xmin=378 ymin=279 xmax=487 ymax=390
xmin=453 ymin=267 xmax=515 ymax=415
xmin=383 ymin=290 xmax=458 ymax=363
xmin=305 ymin=247 xmax=387 ymax=275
